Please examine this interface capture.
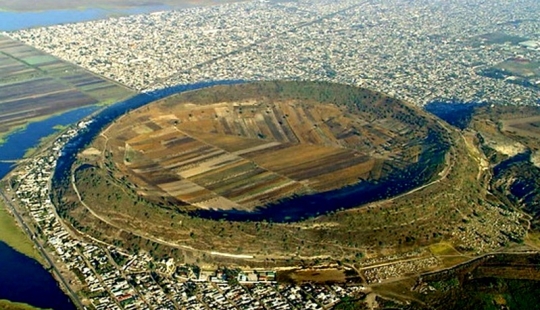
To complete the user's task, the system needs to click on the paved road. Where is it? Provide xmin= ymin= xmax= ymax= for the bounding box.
xmin=0 ymin=188 xmax=84 ymax=310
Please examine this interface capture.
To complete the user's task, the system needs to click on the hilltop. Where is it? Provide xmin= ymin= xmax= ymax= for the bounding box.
xmin=51 ymin=81 xmax=525 ymax=271
xmin=85 ymin=81 xmax=446 ymax=220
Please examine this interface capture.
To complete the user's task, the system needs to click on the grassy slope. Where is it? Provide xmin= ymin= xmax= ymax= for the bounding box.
xmin=0 ymin=300 xmax=45 ymax=310
xmin=471 ymin=106 xmax=540 ymax=230
xmin=416 ymin=254 xmax=540 ymax=310
xmin=0 ymin=199 xmax=44 ymax=263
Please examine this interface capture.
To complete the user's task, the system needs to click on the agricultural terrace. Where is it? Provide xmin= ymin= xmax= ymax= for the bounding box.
xmin=91 ymin=81 xmax=446 ymax=213
xmin=0 ymin=35 xmax=134 ymax=143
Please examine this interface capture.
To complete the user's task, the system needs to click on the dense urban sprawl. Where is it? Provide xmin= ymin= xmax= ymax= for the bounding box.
xmin=7 ymin=0 xmax=540 ymax=106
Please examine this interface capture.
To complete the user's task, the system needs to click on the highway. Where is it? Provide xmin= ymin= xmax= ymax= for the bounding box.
xmin=0 ymin=187 xmax=84 ymax=310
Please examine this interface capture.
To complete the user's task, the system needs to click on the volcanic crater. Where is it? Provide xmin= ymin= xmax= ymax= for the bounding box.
xmin=84 ymin=81 xmax=448 ymax=218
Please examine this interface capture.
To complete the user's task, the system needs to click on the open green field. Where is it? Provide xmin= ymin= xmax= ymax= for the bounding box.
xmin=0 ymin=198 xmax=43 ymax=263
xmin=476 ymin=32 xmax=529 ymax=45
xmin=0 ymin=35 xmax=135 ymax=144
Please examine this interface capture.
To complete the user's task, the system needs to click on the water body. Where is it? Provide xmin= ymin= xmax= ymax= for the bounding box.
xmin=0 ymin=106 xmax=97 ymax=161
xmin=0 ymin=164 xmax=13 ymax=183
xmin=0 ymin=241 xmax=75 ymax=309
xmin=0 ymin=5 xmax=171 ymax=31
xmin=0 ymin=106 xmax=97 ymax=187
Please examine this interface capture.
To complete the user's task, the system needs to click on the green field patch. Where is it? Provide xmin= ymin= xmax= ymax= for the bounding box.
xmin=495 ymin=59 xmax=540 ymax=78
xmin=22 ymin=55 xmax=57 ymax=66
xmin=0 ymin=198 xmax=44 ymax=263
xmin=0 ymin=45 xmax=33 ymax=55
xmin=84 ymin=85 xmax=134 ymax=102
xmin=36 ymin=61 xmax=66 ymax=72
xmin=429 ymin=242 xmax=462 ymax=256
xmin=477 ymin=32 xmax=529 ymax=45
xmin=39 ymin=64 xmax=79 ymax=75
xmin=53 ymin=124 xmax=68 ymax=131
xmin=0 ymin=70 xmax=43 ymax=85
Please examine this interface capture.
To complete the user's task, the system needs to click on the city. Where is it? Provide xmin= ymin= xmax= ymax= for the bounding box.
xmin=6 ymin=0 xmax=540 ymax=106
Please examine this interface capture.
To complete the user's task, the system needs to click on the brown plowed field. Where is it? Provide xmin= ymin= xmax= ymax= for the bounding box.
xmin=91 ymin=81 xmax=444 ymax=212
